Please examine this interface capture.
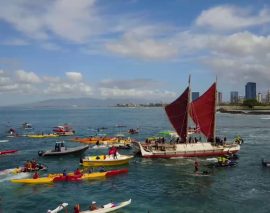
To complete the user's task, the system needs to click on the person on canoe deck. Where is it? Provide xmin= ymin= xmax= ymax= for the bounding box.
xmin=24 ymin=160 xmax=32 ymax=172
xmin=33 ymin=171 xmax=40 ymax=179
xmin=74 ymin=204 xmax=80 ymax=213
xmin=74 ymin=168 xmax=82 ymax=176
xmin=63 ymin=169 xmax=67 ymax=176
xmin=89 ymin=201 xmax=98 ymax=211
xmin=194 ymin=160 xmax=199 ymax=173
xmin=31 ymin=159 xmax=37 ymax=170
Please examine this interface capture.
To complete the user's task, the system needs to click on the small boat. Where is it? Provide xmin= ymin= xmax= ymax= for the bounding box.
xmin=80 ymin=154 xmax=133 ymax=167
xmin=73 ymin=136 xmax=132 ymax=145
xmin=262 ymin=159 xmax=270 ymax=167
xmin=80 ymin=199 xmax=131 ymax=213
xmin=38 ymin=142 xmax=89 ymax=157
xmin=53 ymin=124 xmax=75 ymax=136
xmin=47 ymin=203 xmax=68 ymax=213
xmin=92 ymin=144 xmax=109 ymax=149
xmin=11 ymin=169 xmax=128 ymax=184
xmin=22 ymin=122 xmax=32 ymax=130
xmin=208 ymin=160 xmax=238 ymax=168
xmin=128 ymin=128 xmax=139 ymax=134
xmin=0 ymin=150 xmax=17 ymax=155
xmin=27 ymin=133 xmax=59 ymax=138
xmin=0 ymin=139 xmax=9 ymax=143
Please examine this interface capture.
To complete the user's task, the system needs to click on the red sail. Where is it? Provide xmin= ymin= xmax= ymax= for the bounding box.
xmin=189 ymin=83 xmax=216 ymax=140
xmin=165 ymin=87 xmax=189 ymax=141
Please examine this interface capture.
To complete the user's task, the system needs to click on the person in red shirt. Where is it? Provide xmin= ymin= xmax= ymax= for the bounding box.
xmin=33 ymin=171 xmax=40 ymax=179
xmin=74 ymin=168 xmax=82 ymax=176
xmin=74 ymin=204 xmax=80 ymax=213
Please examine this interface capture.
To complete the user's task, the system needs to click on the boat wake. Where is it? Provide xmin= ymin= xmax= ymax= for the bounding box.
xmin=0 ymin=172 xmax=30 ymax=182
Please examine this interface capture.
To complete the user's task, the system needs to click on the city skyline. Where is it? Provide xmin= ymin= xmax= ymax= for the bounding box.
xmin=1 ymin=0 xmax=270 ymax=106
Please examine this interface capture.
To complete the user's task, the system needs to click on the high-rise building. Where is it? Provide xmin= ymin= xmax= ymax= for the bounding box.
xmin=218 ymin=92 xmax=222 ymax=105
xmin=192 ymin=92 xmax=199 ymax=101
xmin=266 ymin=90 xmax=270 ymax=103
xmin=245 ymin=82 xmax=256 ymax=100
xmin=257 ymin=92 xmax=262 ymax=103
xmin=230 ymin=91 xmax=239 ymax=104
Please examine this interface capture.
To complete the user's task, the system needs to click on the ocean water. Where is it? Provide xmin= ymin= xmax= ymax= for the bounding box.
xmin=0 ymin=108 xmax=270 ymax=213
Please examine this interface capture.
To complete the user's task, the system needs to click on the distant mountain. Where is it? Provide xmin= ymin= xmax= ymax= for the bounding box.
xmin=8 ymin=97 xmax=163 ymax=108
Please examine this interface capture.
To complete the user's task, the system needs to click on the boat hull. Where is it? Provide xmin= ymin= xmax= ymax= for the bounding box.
xmin=80 ymin=199 xmax=131 ymax=213
xmin=0 ymin=150 xmax=17 ymax=155
xmin=136 ymin=142 xmax=240 ymax=158
xmin=40 ymin=145 xmax=89 ymax=157
xmin=81 ymin=155 xmax=133 ymax=167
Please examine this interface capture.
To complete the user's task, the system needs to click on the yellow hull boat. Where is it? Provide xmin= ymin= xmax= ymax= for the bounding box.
xmin=11 ymin=169 xmax=128 ymax=184
xmin=81 ymin=154 xmax=133 ymax=167
xmin=27 ymin=134 xmax=59 ymax=138
xmin=11 ymin=177 xmax=54 ymax=184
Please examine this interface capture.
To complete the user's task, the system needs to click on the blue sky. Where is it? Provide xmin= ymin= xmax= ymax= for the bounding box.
xmin=0 ymin=0 xmax=270 ymax=106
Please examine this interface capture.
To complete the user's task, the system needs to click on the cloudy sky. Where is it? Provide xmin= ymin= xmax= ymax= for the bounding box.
xmin=0 ymin=0 xmax=270 ymax=106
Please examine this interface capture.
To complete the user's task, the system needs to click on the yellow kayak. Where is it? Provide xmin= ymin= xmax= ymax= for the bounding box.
xmin=27 ymin=134 xmax=59 ymax=138
xmin=81 ymin=154 xmax=133 ymax=167
xmin=10 ymin=177 xmax=54 ymax=184
xmin=11 ymin=169 xmax=128 ymax=184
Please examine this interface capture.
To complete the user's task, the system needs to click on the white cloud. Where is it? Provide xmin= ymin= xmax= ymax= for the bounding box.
xmin=16 ymin=70 xmax=41 ymax=83
xmin=65 ymin=72 xmax=83 ymax=82
xmin=40 ymin=42 xmax=62 ymax=51
xmin=45 ymin=82 xmax=92 ymax=96
xmin=45 ymin=0 xmax=100 ymax=43
xmin=196 ymin=6 xmax=270 ymax=31
xmin=99 ymin=79 xmax=161 ymax=89
xmin=0 ymin=0 xmax=101 ymax=43
xmin=99 ymin=87 xmax=175 ymax=100
xmin=106 ymin=36 xmax=178 ymax=60
xmin=1 ymin=38 xmax=29 ymax=46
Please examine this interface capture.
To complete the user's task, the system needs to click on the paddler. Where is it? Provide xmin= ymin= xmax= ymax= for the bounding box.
xmin=32 ymin=171 xmax=40 ymax=179
xmin=194 ymin=160 xmax=199 ymax=173
xmin=74 ymin=168 xmax=82 ymax=176
xmin=74 ymin=204 xmax=80 ymax=213
xmin=89 ymin=201 xmax=98 ymax=211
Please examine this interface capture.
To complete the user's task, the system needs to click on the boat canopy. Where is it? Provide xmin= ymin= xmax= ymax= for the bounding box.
xmin=189 ymin=83 xmax=216 ymax=141
xmin=165 ymin=87 xmax=189 ymax=141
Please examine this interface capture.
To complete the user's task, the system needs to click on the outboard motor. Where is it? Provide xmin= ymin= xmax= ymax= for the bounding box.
xmin=79 ymin=158 xmax=83 ymax=164
xmin=38 ymin=150 xmax=44 ymax=157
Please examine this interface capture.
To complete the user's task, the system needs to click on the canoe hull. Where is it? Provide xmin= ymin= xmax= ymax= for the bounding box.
xmin=0 ymin=150 xmax=17 ymax=155
xmin=80 ymin=199 xmax=131 ymax=213
xmin=11 ymin=177 xmax=53 ymax=184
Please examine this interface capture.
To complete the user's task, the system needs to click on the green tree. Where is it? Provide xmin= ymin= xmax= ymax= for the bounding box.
xmin=242 ymin=99 xmax=259 ymax=109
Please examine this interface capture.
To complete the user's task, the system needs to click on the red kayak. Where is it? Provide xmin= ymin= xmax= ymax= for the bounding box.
xmin=106 ymin=168 xmax=128 ymax=176
xmin=0 ymin=150 xmax=17 ymax=155
xmin=53 ymin=174 xmax=83 ymax=182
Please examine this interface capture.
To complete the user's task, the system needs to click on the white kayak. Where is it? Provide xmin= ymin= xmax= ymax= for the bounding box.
xmin=47 ymin=203 xmax=68 ymax=213
xmin=80 ymin=199 xmax=131 ymax=213
xmin=0 ymin=140 xmax=9 ymax=143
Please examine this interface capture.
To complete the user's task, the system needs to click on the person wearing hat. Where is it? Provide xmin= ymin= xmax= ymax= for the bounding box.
xmin=89 ymin=201 xmax=98 ymax=211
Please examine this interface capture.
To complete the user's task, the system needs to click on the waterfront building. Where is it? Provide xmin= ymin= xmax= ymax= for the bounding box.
xmin=266 ymin=90 xmax=270 ymax=103
xmin=230 ymin=91 xmax=239 ymax=104
xmin=192 ymin=92 xmax=199 ymax=101
xmin=245 ymin=82 xmax=256 ymax=100
xmin=257 ymin=93 xmax=262 ymax=103
xmin=218 ymin=92 xmax=222 ymax=105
